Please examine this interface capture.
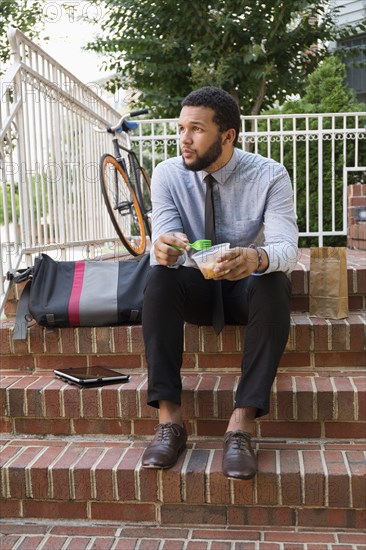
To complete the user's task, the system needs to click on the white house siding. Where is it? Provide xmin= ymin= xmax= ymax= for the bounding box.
xmin=330 ymin=0 xmax=366 ymax=103
xmin=332 ymin=0 xmax=366 ymax=26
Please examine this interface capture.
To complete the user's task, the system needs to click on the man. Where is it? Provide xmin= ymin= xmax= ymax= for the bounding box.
xmin=141 ymin=86 xmax=298 ymax=479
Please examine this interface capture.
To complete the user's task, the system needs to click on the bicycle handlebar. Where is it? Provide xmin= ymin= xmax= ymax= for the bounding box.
xmin=107 ymin=108 xmax=149 ymax=133
xmin=130 ymin=109 xmax=149 ymax=118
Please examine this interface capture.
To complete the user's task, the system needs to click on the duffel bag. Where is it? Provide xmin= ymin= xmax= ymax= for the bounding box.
xmin=8 ymin=252 xmax=151 ymax=340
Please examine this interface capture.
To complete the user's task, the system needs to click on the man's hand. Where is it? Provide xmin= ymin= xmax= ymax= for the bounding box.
xmin=154 ymin=232 xmax=190 ymax=266
xmin=213 ymin=247 xmax=268 ymax=280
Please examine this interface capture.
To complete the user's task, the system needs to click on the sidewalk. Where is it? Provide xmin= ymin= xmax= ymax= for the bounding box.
xmin=1 ymin=520 xmax=365 ymax=549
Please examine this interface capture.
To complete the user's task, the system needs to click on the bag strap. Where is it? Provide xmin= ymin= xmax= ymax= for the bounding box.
xmin=13 ymin=280 xmax=32 ymax=341
xmin=129 ymin=309 xmax=140 ymax=322
xmin=7 ymin=266 xmax=34 ymax=284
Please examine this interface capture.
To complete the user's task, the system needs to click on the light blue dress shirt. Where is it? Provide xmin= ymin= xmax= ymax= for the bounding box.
xmin=150 ymin=148 xmax=299 ymax=275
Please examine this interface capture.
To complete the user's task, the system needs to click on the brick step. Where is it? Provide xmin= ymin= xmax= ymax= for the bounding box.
xmin=1 ymin=436 xmax=365 ymax=529
xmin=1 ymin=520 xmax=366 ymax=549
xmin=1 ymin=311 xmax=365 ymax=373
xmin=4 ymin=248 xmax=366 ymax=318
xmin=290 ymin=248 xmax=365 ymax=311
xmin=1 ymin=371 xmax=365 ymax=438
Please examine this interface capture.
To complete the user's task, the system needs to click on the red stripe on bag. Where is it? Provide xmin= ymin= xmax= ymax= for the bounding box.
xmin=68 ymin=261 xmax=86 ymax=325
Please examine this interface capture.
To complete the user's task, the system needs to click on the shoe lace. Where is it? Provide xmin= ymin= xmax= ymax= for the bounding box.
xmin=154 ymin=422 xmax=181 ymax=441
xmin=227 ymin=432 xmax=252 ymax=456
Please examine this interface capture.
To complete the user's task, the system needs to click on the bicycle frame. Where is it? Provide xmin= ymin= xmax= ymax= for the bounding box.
xmin=112 ymin=135 xmax=131 ymax=178
xmin=97 ymin=109 xmax=151 ymax=255
xmin=112 ymin=135 xmax=151 ymax=225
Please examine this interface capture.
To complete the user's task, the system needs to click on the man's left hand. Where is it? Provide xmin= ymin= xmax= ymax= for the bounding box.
xmin=212 ymin=247 xmax=268 ymax=280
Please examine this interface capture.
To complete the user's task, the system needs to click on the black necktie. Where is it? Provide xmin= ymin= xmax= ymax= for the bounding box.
xmin=204 ymin=175 xmax=225 ymax=335
xmin=205 ymin=174 xmax=216 ymax=244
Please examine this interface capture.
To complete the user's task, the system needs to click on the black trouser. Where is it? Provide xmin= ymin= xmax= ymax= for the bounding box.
xmin=142 ymin=266 xmax=291 ymax=418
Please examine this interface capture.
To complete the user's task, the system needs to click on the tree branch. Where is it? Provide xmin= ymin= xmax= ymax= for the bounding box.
xmin=251 ymin=78 xmax=267 ymax=116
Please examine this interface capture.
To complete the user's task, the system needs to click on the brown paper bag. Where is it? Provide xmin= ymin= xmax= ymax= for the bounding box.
xmin=309 ymin=247 xmax=349 ymax=319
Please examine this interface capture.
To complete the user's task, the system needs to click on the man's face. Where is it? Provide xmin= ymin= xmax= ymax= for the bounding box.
xmin=178 ymin=106 xmax=225 ymax=172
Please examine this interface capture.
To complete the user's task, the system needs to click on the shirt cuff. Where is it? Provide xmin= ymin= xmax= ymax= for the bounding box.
xmin=258 ymin=243 xmax=298 ymax=275
xmin=167 ymin=252 xmax=187 ymax=269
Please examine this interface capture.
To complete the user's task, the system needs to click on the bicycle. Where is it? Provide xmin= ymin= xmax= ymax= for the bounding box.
xmin=97 ymin=109 xmax=152 ymax=256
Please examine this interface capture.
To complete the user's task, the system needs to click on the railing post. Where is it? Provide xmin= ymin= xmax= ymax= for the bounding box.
xmin=7 ymin=27 xmax=20 ymax=64
xmin=13 ymin=59 xmax=28 ymax=253
xmin=317 ymin=115 xmax=323 ymax=247
xmin=52 ymin=64 xmax=65 ymax=246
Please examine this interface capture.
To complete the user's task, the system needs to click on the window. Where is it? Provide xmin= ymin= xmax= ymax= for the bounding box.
xmin=339 ymin=33 xmax=366 ymax=102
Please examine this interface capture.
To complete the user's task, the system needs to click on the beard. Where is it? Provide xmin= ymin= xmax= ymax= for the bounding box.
xmin=182 ymin=135 xmax=223 ymax=172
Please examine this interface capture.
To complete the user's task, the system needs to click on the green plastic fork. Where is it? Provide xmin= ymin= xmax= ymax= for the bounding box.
xmin=170 ymin=239 xmax=212 ymax=251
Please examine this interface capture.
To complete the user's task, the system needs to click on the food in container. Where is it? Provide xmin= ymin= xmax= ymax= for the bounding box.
xmin=192 ymin=243 xmax=231 ymax=279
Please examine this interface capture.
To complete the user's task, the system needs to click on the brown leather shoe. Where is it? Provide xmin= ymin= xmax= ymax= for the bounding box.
xmin=222 ymin=431 xmax=257 ymax=480
xmin=142 ymin=422 xmax=187 ymax=469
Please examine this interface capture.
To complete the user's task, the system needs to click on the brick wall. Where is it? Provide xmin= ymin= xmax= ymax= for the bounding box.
xmin=348 ymin=183 xmax=366 ymax=250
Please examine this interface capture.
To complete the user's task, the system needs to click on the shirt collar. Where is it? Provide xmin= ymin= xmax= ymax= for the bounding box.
xmin=201 ymin=148 xmax=238 ymax=186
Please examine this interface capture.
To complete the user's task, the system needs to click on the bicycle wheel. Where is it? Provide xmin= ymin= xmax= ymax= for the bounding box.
xmin=139 ymin=165 xmax=151 ymax=202
xmin=138 ymin=165 xmax=152 ymax=237
xmin=128 ymin=153 xmax=152 ymax=237
xmin=100 ymin=154 xmax=146 ymax=256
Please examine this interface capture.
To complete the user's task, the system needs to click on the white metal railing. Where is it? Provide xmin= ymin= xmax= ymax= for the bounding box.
xmin=1 ymin=29 xmax=366 ymax=312
xmin=0 ymin=28 xmax=123 ymax=309
xmin=132 ymin=112 xmax=366 ymax=245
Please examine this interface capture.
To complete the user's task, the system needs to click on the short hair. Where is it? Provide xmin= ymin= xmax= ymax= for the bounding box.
xmin=181 ymin=86 xmax=241 ymax=146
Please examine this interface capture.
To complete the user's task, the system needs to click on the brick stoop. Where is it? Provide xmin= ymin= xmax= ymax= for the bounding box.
xmin=3 ymin=248 xmax=366 ymax=318
xmin=0 ymin=311 xmax=365 ymax=372
xmin=1 ymin=436 xmax=365 ymax=528
xmin=0 ymin=371 xmax=365 ymax=438
xmin=0 ymin=248 xmax=365 ymax=532
xmin=290 ymin=248 xmax=365 ymax=312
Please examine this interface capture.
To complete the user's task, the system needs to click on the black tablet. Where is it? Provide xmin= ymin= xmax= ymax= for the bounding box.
xmin=54 ymin=366 xmax=130 ymax=387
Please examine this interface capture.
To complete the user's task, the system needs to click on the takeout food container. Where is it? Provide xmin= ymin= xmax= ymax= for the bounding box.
xmin=192 ymin=243 xmax=230 ymax=279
